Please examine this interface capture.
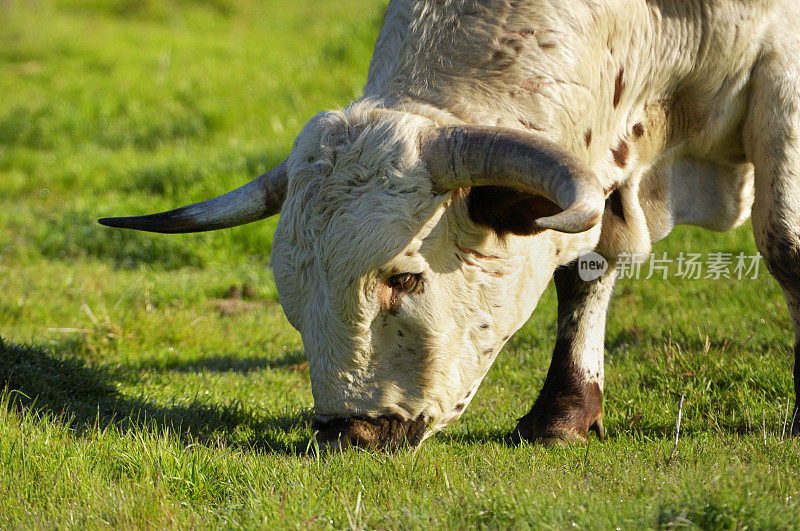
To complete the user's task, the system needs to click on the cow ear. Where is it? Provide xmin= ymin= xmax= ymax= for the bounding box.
xmin=467 ymin=185 xmax=563 ymax=237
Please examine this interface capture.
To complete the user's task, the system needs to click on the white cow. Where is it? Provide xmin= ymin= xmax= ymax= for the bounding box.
xmin=100 ymin=0 xmax=800 ymax=448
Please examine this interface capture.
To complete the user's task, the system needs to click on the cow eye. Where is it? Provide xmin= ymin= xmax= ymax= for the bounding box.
xmin=387 ymin=273 xmax=423 ymax=294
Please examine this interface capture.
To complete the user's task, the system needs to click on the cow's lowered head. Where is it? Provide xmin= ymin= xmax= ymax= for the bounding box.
xmin=99 ymin=101 xmax=605 ymax=449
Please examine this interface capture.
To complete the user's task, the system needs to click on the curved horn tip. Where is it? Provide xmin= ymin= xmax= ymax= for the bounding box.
xmin=534 ymin=204 xmax=603 ymax=234
xmin=98 ymin=217 xmax=124 ymax=228
xmin=96 ymin=214 xmax=199 ymax=234
xmin=96 ymin=158 xmax=289 ymax=234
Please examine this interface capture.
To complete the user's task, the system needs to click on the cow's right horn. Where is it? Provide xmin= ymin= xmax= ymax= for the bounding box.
xmin=98 ymin=160 xmax=289 ymax=234
xmin=418 ymin=126 xmax=604 ymax=234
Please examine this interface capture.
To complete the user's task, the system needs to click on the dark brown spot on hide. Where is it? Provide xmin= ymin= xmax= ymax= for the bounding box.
xmin=503 ymin=28 xmax=536 ymax=38
xmin=537 ymin=38 xmax=557 ymax=50
xmin=502 ymin=335 xmax=510 ymax=341
xmin=480 ymin=323 xmax=491 ymax=330
xmin=606 ymin=189 xmax=625 ymax=222
xmin=632 ymin=122 xmax=645 ymax=138
xmin=584 ymin=129 xmax=592 ymax=147
xmin=314 ymin=414 xmax=428 ymax=450
xmin=454 ymin=402 xmax=466 ymax=412
xmin=521 ymin=28 xmax=559 ymax=50
xmin=611 ymin=141 xmax=629 ymax=167
xmin=499 ymin=35 xmax=524 ymax=54
xmin=613 ymin=67 xmax=625 ymax=108
xmin=483 ymin=348 xmax=494 ymax=356
xmin=518 ymin=117 xmax=544 ymax=131
xmin=487 ymin=48 xmax=517 ymax=70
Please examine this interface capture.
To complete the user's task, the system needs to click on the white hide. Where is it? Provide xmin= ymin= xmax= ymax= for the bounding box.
xmin=269 ymin=0 xmax=795 ymax=438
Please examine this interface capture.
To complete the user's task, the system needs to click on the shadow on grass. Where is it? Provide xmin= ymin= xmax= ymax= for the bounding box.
xmin=6 ymin=337 xmax=779 ymax=455
xmin=127 ymin=349 xmax=308 ymax=374
xmin=0 ymin=336 xmax=313 ymax=455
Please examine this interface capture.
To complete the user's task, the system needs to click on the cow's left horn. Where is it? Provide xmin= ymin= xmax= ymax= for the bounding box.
xmin=418 ymin=126 xmax=604 ymax=233
xmin=98 ymin=160 xmax=288 ymax=233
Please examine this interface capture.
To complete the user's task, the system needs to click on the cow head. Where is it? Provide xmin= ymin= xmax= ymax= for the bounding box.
xmin=99 ymin=101 xmax=604 ymax=450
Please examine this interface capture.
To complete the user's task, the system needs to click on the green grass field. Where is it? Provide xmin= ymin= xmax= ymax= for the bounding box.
xmin=2 ymin=0 xmax=799 ymax=527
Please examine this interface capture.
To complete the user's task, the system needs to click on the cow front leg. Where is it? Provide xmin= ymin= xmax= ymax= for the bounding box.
xmin=511 ymin=260 xmax=617 ymax=446
xmin=743 ymin=38 xmax=800 ymax=436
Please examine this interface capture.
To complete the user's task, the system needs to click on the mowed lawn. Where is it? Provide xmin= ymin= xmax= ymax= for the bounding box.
xmin=2 ymin=0 xmax=799 ymax=527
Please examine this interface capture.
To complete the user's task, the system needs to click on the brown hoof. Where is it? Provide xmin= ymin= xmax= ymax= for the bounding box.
xmin=509 ymin=413 xmax=605 ymax=446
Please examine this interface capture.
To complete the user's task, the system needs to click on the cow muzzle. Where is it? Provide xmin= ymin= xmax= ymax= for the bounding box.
xmin=313 ymin=414 xmax=428 ymax=451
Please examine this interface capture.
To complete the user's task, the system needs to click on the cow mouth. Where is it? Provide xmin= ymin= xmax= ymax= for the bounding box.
xmin=313 ymin=413 xmax=429 ymax=451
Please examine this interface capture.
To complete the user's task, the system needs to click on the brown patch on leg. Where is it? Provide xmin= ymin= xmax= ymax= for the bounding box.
xmin=613 ymin=67 xmax=625 ymax=108
xmin=611 ymin=141 xmax=629 ymax=167
xmin=584 ymin=128 xmax=592 ymax=147
xmin=510 ymin=352 xmax=604 ymax=445
xmin=632 ymin=122 xmax=645 ymax=138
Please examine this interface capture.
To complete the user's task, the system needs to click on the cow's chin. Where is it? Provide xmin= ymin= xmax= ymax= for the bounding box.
xmin=313 ymin=413 xmax=429 ymax=451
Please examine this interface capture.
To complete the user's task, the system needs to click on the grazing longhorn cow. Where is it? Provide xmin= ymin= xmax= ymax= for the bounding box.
xmin=100 ymin=0 xmax=800 ymax=449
